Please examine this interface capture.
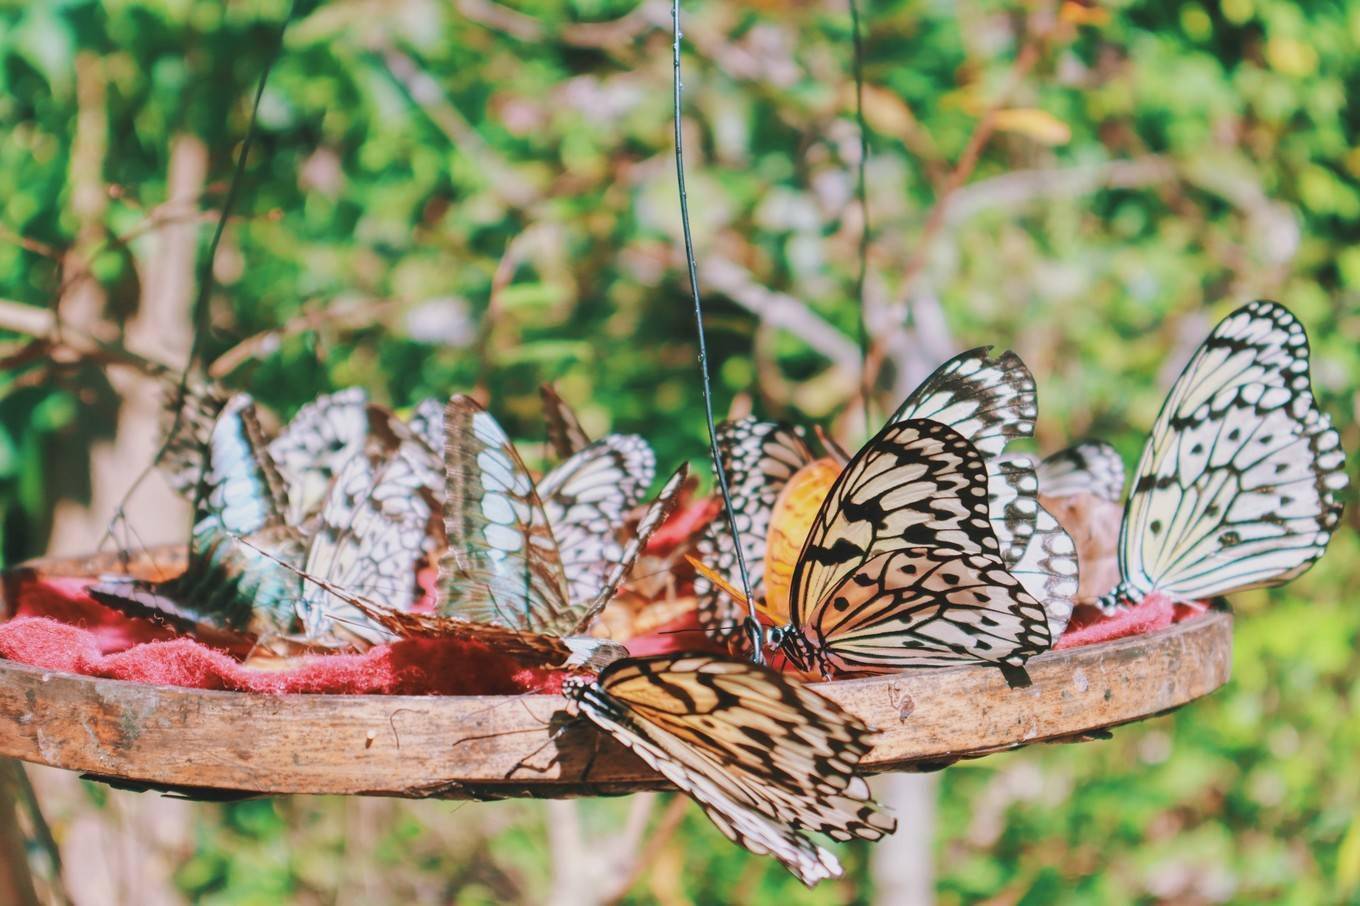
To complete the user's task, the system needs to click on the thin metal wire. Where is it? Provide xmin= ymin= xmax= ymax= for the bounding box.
xmin=850 ymin=0 xmax=874 ymax=434
xmin=671 ymin=0 xmax=764 ymax=662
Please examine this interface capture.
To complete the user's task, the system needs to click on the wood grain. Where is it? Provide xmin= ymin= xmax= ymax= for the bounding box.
xmin=0 ymin=593 xmax=1232 ymax=799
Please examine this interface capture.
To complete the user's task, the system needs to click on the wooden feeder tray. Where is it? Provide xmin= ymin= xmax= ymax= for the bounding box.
xmin=0 ymin=551 xmax=1232 ymax=801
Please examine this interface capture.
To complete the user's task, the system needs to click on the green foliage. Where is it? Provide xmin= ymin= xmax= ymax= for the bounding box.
xmin=1 ymin=0 xmax=1358 ymax=901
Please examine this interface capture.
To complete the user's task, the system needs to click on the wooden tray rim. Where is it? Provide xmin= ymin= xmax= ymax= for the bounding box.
xmin=0 ymin=605 xmax=1233 ymax=800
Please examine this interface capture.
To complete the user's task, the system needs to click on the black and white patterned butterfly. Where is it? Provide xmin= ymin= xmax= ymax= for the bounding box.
xmin=1100 ymin=300 xmax=1348 ymax=610
xmin=1037 ymin=441 xmax=1126 ymax=503
xmin=695 ymin=347 xmax=1074 ymax=645
xmin=562 ymin=654 xmax=895 ymax=886
xmin=763 ymin=419 xmax=1052 ymax=684
xmin=339 ymin=396 xmax=677 ymax=668
xmin=296 ymin=427 xmax=442 ymax=646
xmin=267 ymin=388 xmax=405 ymax=525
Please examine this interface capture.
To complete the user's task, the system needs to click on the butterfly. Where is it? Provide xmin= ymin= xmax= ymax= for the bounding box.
xmin=92 ymin=394 xmax=307 ymax=643
xmin=696 ymin=347 xmax=1074 ymax=647
xmin=331 ymin=396 xmax=679 ymax=669
xmin=1037 ymin=441 xmax=1126 ymax=503
xmin=295 ymin=426 xmax=442 ymax=646
xmin=885 ymin=346 xmax=1040 ymax=564
xmin=267 ymin=388 xmax=406 ymax=525
xmin=1100 ymin=300 xmax=1348 ymax=610
xmin=561 ymin=654 xmax=895 ymax=886
xmin=158 ymin=380 xmax=231 ymax=496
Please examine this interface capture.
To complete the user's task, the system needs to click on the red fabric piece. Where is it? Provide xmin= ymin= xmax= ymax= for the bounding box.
xmin=647 ymin=498 xmax=719 ymax=553
xmin=1 ymin=575 xmax=561 ymax=695
xmin=10 ymin=575 xmax=183 ymax=653
xmin=1055 ymin=593 xmax=1207 ymax=650
xmin=0 ymin=615 xmax=563 ymax=695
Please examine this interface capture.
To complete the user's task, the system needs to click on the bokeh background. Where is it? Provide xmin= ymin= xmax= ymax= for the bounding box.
xmin=2 ymin=0 xmax=1359 ymax=902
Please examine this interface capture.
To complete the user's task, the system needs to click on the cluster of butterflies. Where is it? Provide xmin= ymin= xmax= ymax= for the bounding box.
xmin=88 ymin=300 xmax=1346 ymax=886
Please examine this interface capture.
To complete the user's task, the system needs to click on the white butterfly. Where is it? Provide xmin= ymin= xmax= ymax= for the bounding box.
xmin=1102 ymin=300 xmax=1348 ymax=610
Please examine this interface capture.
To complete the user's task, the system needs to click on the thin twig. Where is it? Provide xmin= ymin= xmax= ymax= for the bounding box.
xmin=0 ymin=298 xmax=175 ymax=377
xmin=208 ymin=295 xmax=402 ymax=379
xmin=671 ymin=0 xmax=762 ymax=661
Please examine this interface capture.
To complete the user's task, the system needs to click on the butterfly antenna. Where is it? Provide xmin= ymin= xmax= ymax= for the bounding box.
xmin=671 ymin=0 xmax=763 ymax=663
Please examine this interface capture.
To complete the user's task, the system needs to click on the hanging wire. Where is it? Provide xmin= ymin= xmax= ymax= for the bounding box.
xmin=671 ymin=0 xmax=764 ymax=663
xmin=101 ymin=3 xmax=296 ymax=553
xmin=849 ymin=0 xmax=874 ymax=434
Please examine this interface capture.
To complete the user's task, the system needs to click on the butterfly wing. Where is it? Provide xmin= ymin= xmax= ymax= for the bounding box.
xmin=693 ymin=418 xmax=815 ymax=639
xmin=799 ymin=546 xmax=1051 ymax=674
xmin=541 ymin=384 xmax=593 ymax=459
xmin=438 ymin=395 xmax=576 ymax=634
xmin=1118 ymin=380 xmax=1347 ymax=604
xmin=407 ymin=397 xmax=445 ymax=453
xmin=787 ymin=419 xmax=1000 ymax=630
xmin=539 ymin=434 xmax=656 ymax=608
xmin=566 ymin=654 xmax=894 ymax=886
xmin=298 ymin=441 xmax=439 ymax=645
xmin=159 ymin=380 xmax=230 ymax=495
xmin=267 ymin=388 xmax=403 ymax=524
xmin=889 ymin=347 xmax=1039 ymax=565
xmin=565 ymin=465 xmax=688 ymax=634
xmin=1005 ymin=503 xmax=1080 ymax=640
xmin=95 ymin=394 xmax=303 ymax=635
xmin=1116 ymin=301 xmax=1348 ymax=605
xmin=1037 ymin=441 xmax=1126 ymax=502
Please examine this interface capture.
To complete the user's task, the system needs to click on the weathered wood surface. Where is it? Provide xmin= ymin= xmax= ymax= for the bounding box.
xmin=0 ymin=601 xmax=1233 ymax=799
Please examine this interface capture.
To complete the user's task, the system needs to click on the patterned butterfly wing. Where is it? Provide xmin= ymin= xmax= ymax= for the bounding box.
xmin=407 ymin=397 xmax=445 ymax=452
xmin=789 ymin=546 xmax=1051 ymax=676
xmin=539 ymin=434 xmax=656 ymax=609
xmin=159 ymin=380 xmax=230 ymax=495
xmin=889 ymin=347 xmax=1039 ymax=564
xmin=439 ymin=395 xmax=576 ymax=634
xmin=1004 ymin=503 xmax=1080 ymax=640
xmin=565 ymin=465 xmax=688 ymax=634
xmin=1112 ymin=301 xmax=1348 ymax=607
xmin=268 ymin=388 xmax=403 ymax=525
xmin=93 ymin=394 xmax=304 ymax=636
xmin=1115 ymin=382 xmax=1347 ymax=605
xmin=986 ymin=456 xmax=1041 ymax=566
xmin=563 ymin=654 xmax=894 ymax=887
xmin=693 ymin=418 xmax=815 ymax=640
xmin=298 ymin=441 xmax=439 ymax=645
xmin=1037 ymin=441 xmax=1126 ymax=502
xmin=540 ymin=384 xmax=593 ymax=459
xmin=786 ymin=419 xmax=1000 ymax=631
